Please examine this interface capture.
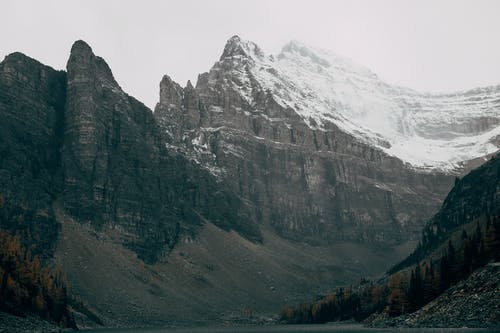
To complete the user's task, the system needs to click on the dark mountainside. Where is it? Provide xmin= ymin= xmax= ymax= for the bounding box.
xmin=61 ymin=40 xmax=260 ymax=263
xmin=374 ymin=153 xmax=500 ymax=327
xmin=0 ymin=41 xmax=260 ymax=326
xmin=281 ymin=154 xmax=500 ymax=328
xmin=391 ymin=153 xmax=500 ymax=273
xmin=0 ymin=52 xmax=66 ymax=257
xmin=0 ymin=52 xmax=74 ymax=327
xmin=0 ymin=41 xmax=258 ymax=263
xmin=0 ymin=37 xmax=496 ymax=329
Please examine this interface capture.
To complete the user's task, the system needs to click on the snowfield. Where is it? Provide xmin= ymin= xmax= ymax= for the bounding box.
xmin=218 ymin=36 xmax=500 ymax=172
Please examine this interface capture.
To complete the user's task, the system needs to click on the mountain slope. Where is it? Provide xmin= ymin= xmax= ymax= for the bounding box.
xmin=391 ymin=152 xmax=500 ymax=273
xmin=54 ymin=205 xmax=411 ymax=326
xmin=281 ymin=153 xmax=500 ymax=328
xmin=370 ymin=263 xmax=500 ymax=328
xmin=372 ymin=153 xmax=500 ymax=327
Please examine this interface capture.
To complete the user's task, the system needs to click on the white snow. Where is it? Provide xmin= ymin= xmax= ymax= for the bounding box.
xmin=215 ymin=38 xmax=500 ymax=172
xmin=208 ymin=106 xmax=224 ymax=113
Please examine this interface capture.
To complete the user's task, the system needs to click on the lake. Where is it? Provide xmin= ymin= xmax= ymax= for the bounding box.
xmin=83 ymin=323 xmax=499 ymax=333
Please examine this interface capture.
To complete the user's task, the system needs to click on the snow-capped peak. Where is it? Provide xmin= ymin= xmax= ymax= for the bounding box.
xmin=220 ymin=35 xmax=266 ymax=61
xmin=213 ymin=37 xmax=500 ymax=172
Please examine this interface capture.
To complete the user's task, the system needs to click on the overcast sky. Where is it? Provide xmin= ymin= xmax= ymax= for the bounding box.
xmin=2 ymin=0 xmax=500 ymax=109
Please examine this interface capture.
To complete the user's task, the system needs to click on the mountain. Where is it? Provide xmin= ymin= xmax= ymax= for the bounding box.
xmin=0 ymin=41 xmax=257 ymax=264
xmin=160 ymin=36 xmax=500 ymax=172
xmin=54 ymin=44 xmax=420 ymax=326
xmin=275 ymin=41 xmax=500 ymax=172
xmin=0 ymin=36 xmax=498 ymax=328
xmin=154 ymin=35 xmax=498 ymax=246
xmin=61 ymin=40 xmax=260 ymax=263
xmin=0 ymin=41 xmax=262 ymax=326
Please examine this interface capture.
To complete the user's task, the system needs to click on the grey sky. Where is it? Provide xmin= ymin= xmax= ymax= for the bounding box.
xmin=2 ymin=0 xmax=500 ymax=109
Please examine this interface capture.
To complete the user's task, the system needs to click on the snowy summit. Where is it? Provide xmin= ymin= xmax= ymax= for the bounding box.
xmin=218 ymin=36 xmax=500 ymax=172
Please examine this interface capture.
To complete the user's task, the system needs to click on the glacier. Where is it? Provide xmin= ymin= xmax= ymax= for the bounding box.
xmin=217 ymin=36 xmax=500 ymax=172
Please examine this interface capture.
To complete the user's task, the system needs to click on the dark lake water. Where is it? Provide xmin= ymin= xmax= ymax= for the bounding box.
xmin=83 ymin=323 xmax=499 ymax=333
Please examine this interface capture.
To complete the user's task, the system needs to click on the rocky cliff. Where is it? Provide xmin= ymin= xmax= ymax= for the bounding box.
xmin=155 ymin=36 xmax=457 ymax=245
xmin=61 ymin=40 xmax=259 ymax=262
xmin=0 ymin=41 xmax=259 ymax=264
xmin=0 ymin=52 xmax=66 ymax=256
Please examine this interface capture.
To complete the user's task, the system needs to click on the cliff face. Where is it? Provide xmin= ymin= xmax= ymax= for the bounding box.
xmin=62 ymin=40 xmax=184 ymax=261
xmin=155 ymin=37 xmax=455 ymax=245
xmin=0 ymin=52 xmax=66 ymax=256
xmin=0 ymin=41 xmax=259 ymax=264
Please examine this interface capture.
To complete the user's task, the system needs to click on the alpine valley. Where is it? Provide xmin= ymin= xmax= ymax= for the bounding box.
xmin=0 ymin=36 xmax=499 ymax=330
